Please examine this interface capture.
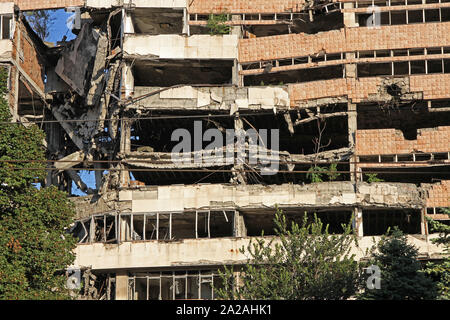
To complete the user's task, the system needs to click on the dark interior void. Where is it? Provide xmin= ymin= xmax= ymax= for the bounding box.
xmin=362 ymin=209 xmax=421 ymax=236
xmin=244 ymin=65 xmax=344 ymax=86
xmin=191 ymin=12 xmax=343 ymax=37
xmin=244 ymin=210 xmax=353 ymax=236
xmin=130 ymin=165 xmax=234 ymax=186
xmin=133 ymin=60 xmax=233 ymax=86
xmin=361 ymin=165 xmax=450 ymax=184
xmin=290 ymin=11 xmax=343 ymax=35
xmin=130 ymin=162 xmax=350 ymax=186
xmin=358 ymin=59 xmax=450 ymax=77
xmin=130 ymin=8 xmax=184 ymax=34
xmin=130 ymin=111 xmax=348 ymax=155
xmin=242 ymin=111 xmax=349 ymax=154
xmin=357 ymin=102 xmax=450 ymax=132
xmin=130 ymin=113 xmax=234 ymax=152
xmin=128 ymin=111 xmax=350 ymax=186
xmin=242 ymin=12 xmax=342 ymax=37
xmin=17 ymin=80 xmax=45 ymax=117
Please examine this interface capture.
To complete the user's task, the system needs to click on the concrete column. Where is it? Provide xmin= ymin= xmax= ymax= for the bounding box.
xmin=124 ymin=12 xmax=134 ymax=34
xmin=233 ymin=115 xmax=247 ymax=184
xmin=348 ymin=102 xmax=358 ymax=182
xmin=13 ymin=22 xmax=20 ymax=121
xmin=115 ymin=271 xmax=129 ymax=300
xmin=234 ymin=211 xmax=247 ymax=237
xmin=94 ymin=162 xmax=103 ymax=190
xmin=120 ymin=118 xmax=131 ymax=154
xmin=182 ymin=7 xmax=189 ymax=35
xmin=354 ymin=207 xmax=364 ymax=237
xmin=421 ymin=209 xmax=427 ymax=235
xmin=122 ymin=62 xmax=134 ymax=99
xmin=343 ymin=3 xmax=358 ymax=28
xmin=231 ymin=15 xmax=243 ymax=87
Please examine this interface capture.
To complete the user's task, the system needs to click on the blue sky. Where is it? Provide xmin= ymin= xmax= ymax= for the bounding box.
xmin=47 ymin=9 xmax=77 ymax=44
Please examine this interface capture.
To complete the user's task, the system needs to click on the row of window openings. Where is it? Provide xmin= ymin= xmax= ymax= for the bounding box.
xmin=426 ymin=207 xmax=450 ymax=215
xmin=358 ymin=59 xmax=450 ymax=76
xmin=243 ymin=59 xmax=450 ymax=80
xmin=189 ymin=5 xmax=341 ymax=22
xmin=129 ymin=271 xmax=223 ymax=300
xmin=355 ymin=0 xmax=450 ymax=8
xmin=359 ymin=152 xmax=450 ymax=163
xmin=360 ymin=153 xmax=450 ymax=165
xmin=71 ymin=211 xmax=235 ymax=244
xmin=242 ymin=47 xmax=450 ymax=71
xmin=189 ymin=0 xmax=450 ymax=20
xmin=357 ymin=8 xmax=450 ymax=25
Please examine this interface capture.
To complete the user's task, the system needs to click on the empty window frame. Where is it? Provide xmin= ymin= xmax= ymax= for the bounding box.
xmin=121 ymin=211 xmax=235 ymax=241
xmin=357 ymin=7 xmax=450 ymax=26
xmin=129 ymin=270 xmax=223 ymax=300
xmin=70 ymin=219 xmax=91 ymax=244
xmin=0 ymin=15 xmax=13 ymax=40
xmin=71 ymin=214 xmax=117 ymax=244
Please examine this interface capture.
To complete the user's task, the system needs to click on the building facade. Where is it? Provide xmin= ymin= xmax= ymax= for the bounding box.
xmin=1 ymin=0 xmax=449 ymax=300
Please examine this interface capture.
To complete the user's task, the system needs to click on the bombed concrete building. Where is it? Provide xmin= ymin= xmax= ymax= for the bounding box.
xmin=1 ymin=0 xmax=449 ymax=300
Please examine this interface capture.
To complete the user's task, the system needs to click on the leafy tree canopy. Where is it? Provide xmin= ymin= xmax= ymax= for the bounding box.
xmin=216 ymin=208 xmax=361 ymax=300
xmin=0 ymin=68 xmax=76 ymax=299
xmin=360 ymin=227 xmax=437 ymax=300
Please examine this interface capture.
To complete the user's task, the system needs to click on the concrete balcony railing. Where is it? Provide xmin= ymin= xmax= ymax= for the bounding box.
xmin=123 ymin=34 xmax=239 ymax=60
xmin=73 ymin=234 xmax=447 ymax=271
xmin=0 ymin=39 xmax=12 ymax=61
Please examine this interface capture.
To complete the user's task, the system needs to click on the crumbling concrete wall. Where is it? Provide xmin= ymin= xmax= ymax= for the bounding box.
xmin=123 ymin=34 xmax=239 ymax=60
xmin=72 ymin=233 xmax=446 ymax=270
xmin=70 ymin=191 xmax=125 ymax=220
xmin=114 ymin=182 xmax=424 ymax=213
xmin=129 ymin=85 xmax=290 ymax=111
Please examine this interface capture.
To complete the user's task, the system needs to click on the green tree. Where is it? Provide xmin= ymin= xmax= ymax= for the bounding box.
xmin=206 ymin=14 xmax=230 ymax=35
xmin=424 ymin=208 xmax=450 ymax=299
xmin=365 ymin=173 xmax=384 ymax=183
xmin=216 ymin=208 xmax=361 ymax=300
xmin=306 ymin=163 xmax=340 ymax=183
xmin=0 ymin=68 xmax=76 ymax=299
xmin=360 ymin=228 xmax=437 ymax=300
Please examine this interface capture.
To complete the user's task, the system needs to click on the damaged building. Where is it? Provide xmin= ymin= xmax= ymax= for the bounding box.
xmin=1 ymin=0 xmax=449 ymax=299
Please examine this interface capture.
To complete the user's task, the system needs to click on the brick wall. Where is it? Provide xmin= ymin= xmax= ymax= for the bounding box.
xmin=289 ymin=74 xmax=450 ymax=105
xmin=355 ymin=126 xmax=450 ymax=156
xmin=19 ymin=23 xmax=45 ymax=91
xmin=239 ymin=22 xmax=450 ymax=63
xmin=426 ymin=180 xmax=450 ymax=208
xmin=289 ymin=77 xmax=382 ymax=105
xmin=188 ymin=0 xmax=306 ymax=14
xmin=288 ymin=78 xmax=348 ymax=104
xmin=0 ymin=0 xmax=83 ymax=10
xmin=410 ymin=74 xmax=450 ymax=100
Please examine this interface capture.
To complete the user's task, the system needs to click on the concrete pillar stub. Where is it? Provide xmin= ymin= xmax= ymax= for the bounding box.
xmin=115 ymin=272 xmax=128 ymax=300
